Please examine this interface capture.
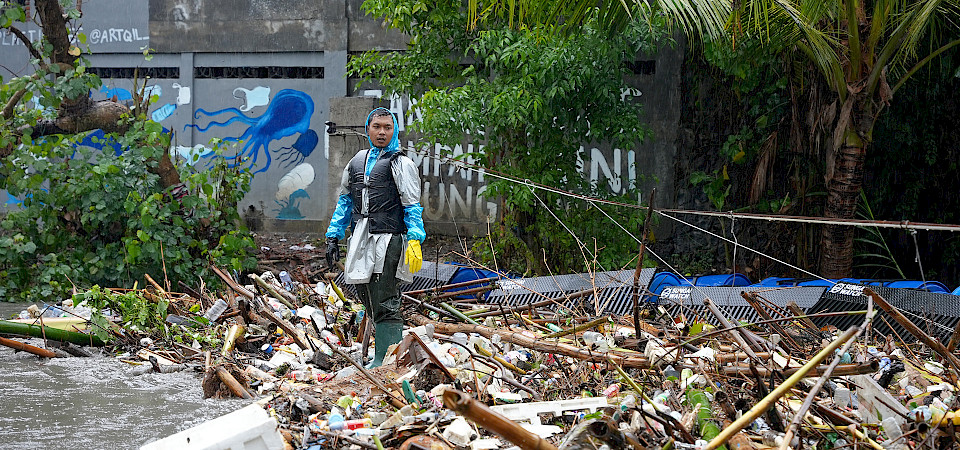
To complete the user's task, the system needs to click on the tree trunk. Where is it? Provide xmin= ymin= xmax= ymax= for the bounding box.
xmin=819 ymin=123 xmax=868 ymax=278
xmin=5 ymin=0 xmax=181 ymax=188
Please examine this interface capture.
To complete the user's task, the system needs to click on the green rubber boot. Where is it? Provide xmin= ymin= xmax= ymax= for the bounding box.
xmin=368 ymin=320 xmax=403 ymax=368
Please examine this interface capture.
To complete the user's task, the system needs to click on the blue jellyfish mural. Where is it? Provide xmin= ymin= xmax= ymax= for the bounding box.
xmin=186 ymin=89 xmax=316 ymax=173
xmin=276 ymin=129 xmax=317 ymax=169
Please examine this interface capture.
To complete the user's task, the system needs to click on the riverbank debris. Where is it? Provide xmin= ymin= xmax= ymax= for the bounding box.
xmin=7 ymin=262 xmax=960 ymax=450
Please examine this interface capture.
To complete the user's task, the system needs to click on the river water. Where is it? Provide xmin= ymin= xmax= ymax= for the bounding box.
xmin=0 ymin=302 xmax=249 ymax=449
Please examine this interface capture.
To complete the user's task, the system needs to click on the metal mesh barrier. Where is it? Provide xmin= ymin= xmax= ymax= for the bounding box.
xmin=485 ymin=268 xmax=657 ymax=316
xmin=808 ymin=283 xmax=960 ymax=341
xmin=660 ymin=286 xmax=826 ymax=326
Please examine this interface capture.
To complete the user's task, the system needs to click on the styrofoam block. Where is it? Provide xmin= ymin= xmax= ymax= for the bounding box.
xmin=141 ymin=403 xmax=285 ymax=450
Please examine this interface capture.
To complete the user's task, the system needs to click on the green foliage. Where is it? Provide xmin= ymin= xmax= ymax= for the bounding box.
xmin=350 ymin=1 xmax=660 ymax=274
xmin=0 ymin=23 xmax=257 ymax=301
xmin=854 ymin=191 xmax=904 ymax=278
xmin=690 ymin=168 xmax=730 ymax=211
xmin=700 ymin=35 xmax=789 ymax=184
xmin=72 ymin=285 xmax=168 ymax=342
xmin=0 ymin=133 xmax=257 ymax=301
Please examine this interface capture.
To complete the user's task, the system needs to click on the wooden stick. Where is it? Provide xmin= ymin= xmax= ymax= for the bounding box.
xmin=742 ymin=292 xmax=801 ymax=351
xmin=215 ymin=367 xmax=253 ymax=399
xmin=324 ymin=339 xmax=407 ymax=407
xmin=865 ymin=288 xmax=960 ymax=372
xmin=210 ymin=266 xmax=255 ymax=299
xmin=257 ymin=299 xmax=311 ymax=351
xmin=409 ymin=314 xmax=651 ymax=368
xmin=443 ymin=389 xmax=558 ymax=450
xmin=144 ymin=273 xmax=167 ymax=297
xmin=542 ymin=315 xmax=609 ymax=339
xmin=0 ymin=336 xmax=57 ymax=358
xmin=787 ymin=301 xmax=822 ymax=335
xmin=704 ymin=326 xmax=860 ymax=450
xmin=947 ymin=316 xmax=960 ymax=353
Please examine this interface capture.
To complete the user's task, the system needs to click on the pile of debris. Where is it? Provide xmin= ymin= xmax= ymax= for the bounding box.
xmin=4 ymin=264 xmax=960 ymax=450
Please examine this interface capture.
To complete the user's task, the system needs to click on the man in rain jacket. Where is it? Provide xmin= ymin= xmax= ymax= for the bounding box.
xmin=325 ymin=107 xmax=425 ymax=367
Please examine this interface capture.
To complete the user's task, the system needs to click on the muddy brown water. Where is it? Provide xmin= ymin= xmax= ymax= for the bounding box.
xmin=0 ymin=302 xmax=248 ymax=449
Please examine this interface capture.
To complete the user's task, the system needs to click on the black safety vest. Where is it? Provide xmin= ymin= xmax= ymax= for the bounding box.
xmin=347 ymin=149 xmax=407 ymax=235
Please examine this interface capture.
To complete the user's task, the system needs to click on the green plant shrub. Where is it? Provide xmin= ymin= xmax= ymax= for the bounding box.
xmin=0 ymin=131 xmax=257 ymax=302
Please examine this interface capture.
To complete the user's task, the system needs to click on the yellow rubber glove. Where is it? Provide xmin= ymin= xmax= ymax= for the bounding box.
xmin=405 ymin=240 xmax=423 ymax=273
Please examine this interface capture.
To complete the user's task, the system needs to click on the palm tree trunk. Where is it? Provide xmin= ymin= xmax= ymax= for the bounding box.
xmin=819 ymin=126 xmax=867 ymax=278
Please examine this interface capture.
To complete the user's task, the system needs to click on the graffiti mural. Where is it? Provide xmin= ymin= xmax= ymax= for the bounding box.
xmin=186 ymin=88 xmax=316 ymax=173
xmin=233 ymin=86 xmax=270 ymax=112
xmin=274 ymin=163 xmax=315 ymax=219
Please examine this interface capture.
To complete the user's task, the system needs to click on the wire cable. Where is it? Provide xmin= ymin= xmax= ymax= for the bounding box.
xmin=400 ymin=144 xmax=960 ymax=233
xmin=526 ymin=180 xmax=606 ymax=273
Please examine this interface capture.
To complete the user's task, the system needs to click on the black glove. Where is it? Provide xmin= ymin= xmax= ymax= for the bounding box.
xmin=325 ymin=237 xmax=341 ymax=269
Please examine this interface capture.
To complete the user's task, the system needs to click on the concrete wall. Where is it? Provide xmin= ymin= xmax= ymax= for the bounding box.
xmin=1 ymin=0 xmax=684 ymax=240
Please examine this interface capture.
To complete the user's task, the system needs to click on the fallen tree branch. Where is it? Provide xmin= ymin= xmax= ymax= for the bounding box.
xmin=443 ymin=389 xmax=558 ymax=450
xmin=409 ymin=314 xmax=651 ymax=368
xmin=866 ymin=287 xmax=960 ymax=372
xmin=704 ymin=325 xmax=860 ymax=450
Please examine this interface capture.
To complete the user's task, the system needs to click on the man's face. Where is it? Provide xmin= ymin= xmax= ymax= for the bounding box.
xmin=368 ymin=115 xmax=394 ymax=148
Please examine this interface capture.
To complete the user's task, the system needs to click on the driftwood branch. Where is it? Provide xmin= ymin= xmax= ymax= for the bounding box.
xmin=409 ymin=314 xmax=652 ymax=368
xmin=865 ymin=288 xmax=960 ymax=372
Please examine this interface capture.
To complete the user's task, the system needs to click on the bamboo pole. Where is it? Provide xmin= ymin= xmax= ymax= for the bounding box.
xmin=704 ymin=298 xmax=761 ymax=358
xmin=0 ymin=320 xmax=105 ymax=346
xmin=470 ymin=292 xmax=585 ymax=319
xmin=221 ymin=324 xmax=244 ymax=356
xmin=440 ymin=302 xmax=481 ymax=325
xmin=431 ymin=285 xmax=496 ymax=301
xmin=542 ymin=315 xmax=609 ymax=339
xmin=703 ymin=326 xmax=860 ymax=450
xmin=250 ymin=273 xmax=297 ymax=310
xmin=721 ymin=361 xmax=878 ymax=378
xmin=780 ymin=295 xmax=874 ymax=450
xmin=405 ymin=277 xmax=500 ymax=296
xmin=688 ymin=389 xmax=727 ymax=450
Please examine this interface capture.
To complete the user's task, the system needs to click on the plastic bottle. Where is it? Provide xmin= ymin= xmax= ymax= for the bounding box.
xmin=320 ymin=329 xmax=341 ymax=345
xmin=761 ymin=431 xmax=785 ymax=447
xmin=279 ymin=271 xmax=293 ymax=291
xmin=603 ymin=383 xmax=620 ymax=398
xmin=328 ymin=418 xmax=372 ymax=431
xmin=287 ymin=369 xmax=318 ymax=382
xmin=663 ymin=365 xmax=680 ymax=380
xmin=833 ymin=387 xmax=852 ymax=408
xmin=203 ymin=299 xmax=228 ymax=322
xmin=882 ymin=417 xmax=904 ymax=444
